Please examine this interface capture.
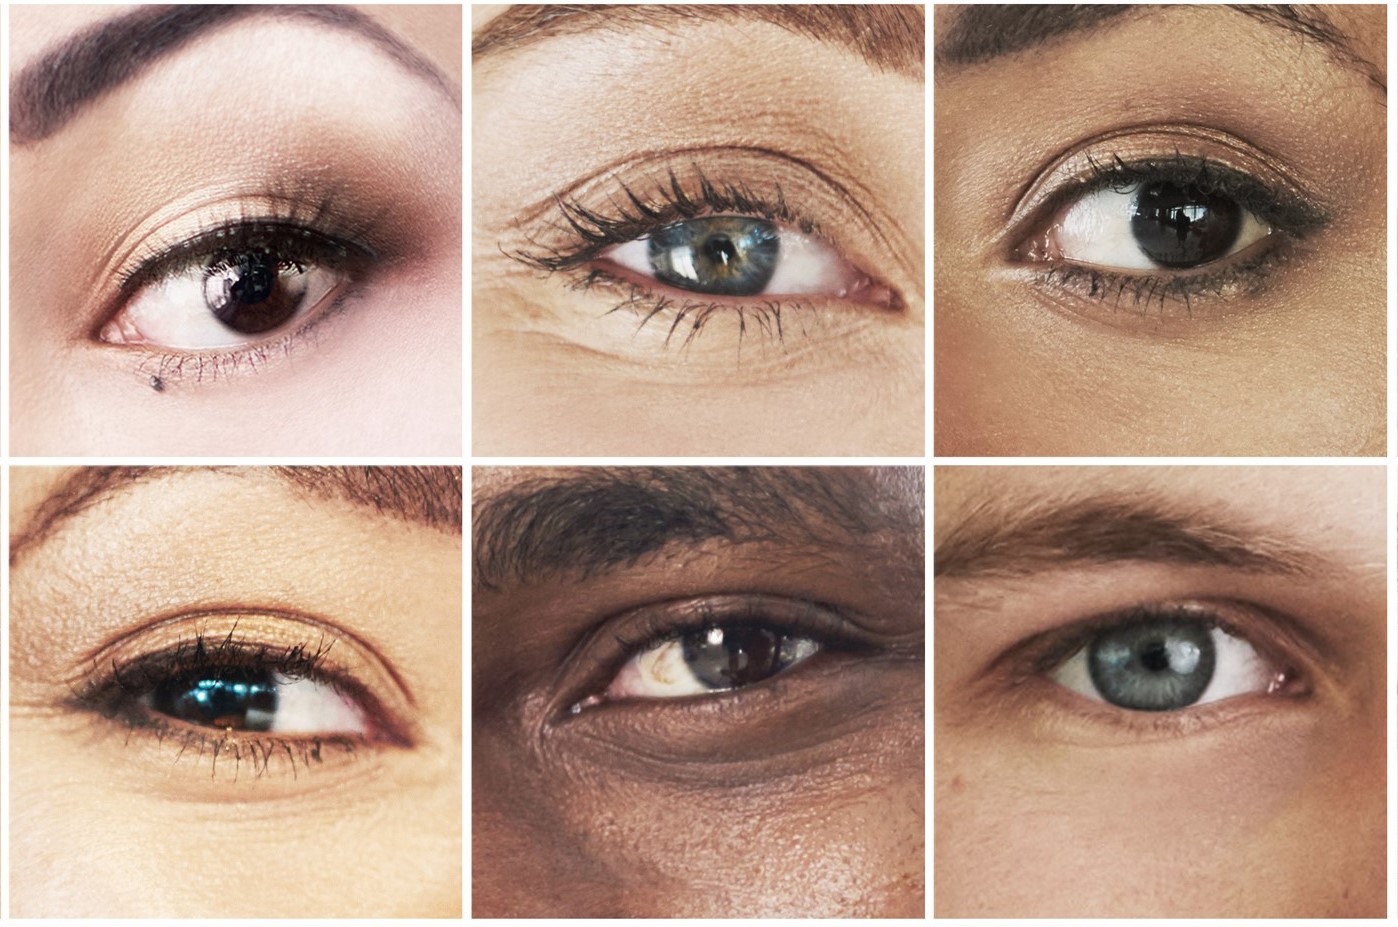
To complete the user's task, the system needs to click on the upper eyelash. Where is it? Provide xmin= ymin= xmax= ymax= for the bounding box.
xmin=513 ymin=167 xmax=817 ymax=273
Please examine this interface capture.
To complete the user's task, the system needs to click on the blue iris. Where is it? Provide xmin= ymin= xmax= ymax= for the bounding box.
xmin=1087 ymin=619 xmax=1216 ymax=711
xmin=647 ymin=217 xmax=779 ymax=296
xmin=153 ymin=669 xmax=279 ymax=731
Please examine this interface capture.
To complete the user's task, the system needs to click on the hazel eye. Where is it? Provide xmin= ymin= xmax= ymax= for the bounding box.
xmin=602 ymin=214 xmax=884 ymax=302
xmin=1050 ymin=616 xmax=1286 ymax=712
xmin=140 ymin=668 xmax=367 ymax=734
xmin=1038 ymin=181 xmax=1270 ymax=271
xmin=604 ymin=626 xmax=820 ymax=700
xmin=99 ymin=224 xmax=370 ymax=350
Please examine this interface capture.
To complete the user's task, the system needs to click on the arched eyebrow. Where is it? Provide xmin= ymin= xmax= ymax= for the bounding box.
xmin=9 ymin=466 xmax=462 ymax=565
xmin=472 ymin=4 xmax=924 ymax=80
xmin=936 ymin=3 xmax=1385 ymax=95
xmin=10 ymin=4 xmax=461 ymax=145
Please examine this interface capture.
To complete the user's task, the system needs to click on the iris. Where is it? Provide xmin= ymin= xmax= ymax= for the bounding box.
xmin=647 ymin=216 xmax=779 ymax=296
xmin=1130 ymin=181 xmax=1243 ymax=268
xmin=152 ymin=669 xmax=279 ymax=731
xmin=203 ymin=249 xmax=304 ymax=334
xmin=1087 ymin=619 xmax=1216 ymax=711
xmin=679 ymin=626 xmax=812 ymax=690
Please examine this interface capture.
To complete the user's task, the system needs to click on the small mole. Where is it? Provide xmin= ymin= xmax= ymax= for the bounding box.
xmin=150 ymin=375 xmax=164 ymax=393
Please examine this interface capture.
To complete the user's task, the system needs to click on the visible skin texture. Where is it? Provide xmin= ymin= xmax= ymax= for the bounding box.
xmin=9 ymin=6 xmax=462 ymax=455
xmin=472 ymin=467 xmax=924 ymax=916
xmin=472 ymin=6 xmax=924 ymax=455
xmin=9 ymin=468 xmax=462 ymax=917
xmin=935 ymin=466 xmax=1386 ymax=917
xmin=934 ymin=5 xmax=1386 ymax=455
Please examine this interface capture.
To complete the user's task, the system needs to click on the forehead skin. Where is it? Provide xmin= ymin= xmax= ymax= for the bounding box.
xmin=472 ymin=467 xmax=924 ymax=916
xmin=934 ymin=466 xmax=1385 ymax=917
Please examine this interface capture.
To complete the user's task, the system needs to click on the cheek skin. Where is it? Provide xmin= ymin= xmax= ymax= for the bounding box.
xmin=935 ymin=705 xmax=1385 ymax=917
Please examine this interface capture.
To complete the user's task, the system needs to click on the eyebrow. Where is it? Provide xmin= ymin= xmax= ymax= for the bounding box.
xmin=10 ymin=466 xmax=462 ymax=564
xmin=472 ymin=4 xmax=924 ymax=80
xmin=473 ymin=467 xmax=924 ymax=593
xmin=936 ymin=4 xmax=1385 ymax=93
xmin=934 ymin=492 xmax=1327 ymax=580
xmin=11 ymin=4 xmax=461 ymax=144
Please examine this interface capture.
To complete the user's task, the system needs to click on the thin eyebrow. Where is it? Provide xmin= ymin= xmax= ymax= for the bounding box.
xmin=472 ymin=4 xmax=924 ymax=80
xmin=473 ymin=467 xmax=924 ymax=593
xmin=11 ymin=4 xmax=461 ymax=144
xmin=10 ymin=466 xmax=462 ymax=565
xmin=936 ymin=3 xmax=1385 ymax=94
xmin=935 ymin=493 xmax=1328 ymax=580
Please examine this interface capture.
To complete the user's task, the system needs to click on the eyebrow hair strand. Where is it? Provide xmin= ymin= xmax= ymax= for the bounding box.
xmin=11 ymin=4 xmax=460 ymax=144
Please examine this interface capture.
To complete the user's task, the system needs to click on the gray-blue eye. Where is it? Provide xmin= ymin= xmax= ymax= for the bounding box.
xmin=645 ymin=217 xmax=779 ymax=296
xmin=1052 ymin=613 xmax=1280 ymax=712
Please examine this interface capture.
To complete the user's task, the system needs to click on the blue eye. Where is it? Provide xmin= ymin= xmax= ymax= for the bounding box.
xmin=1052 ymin=613 xmax=1281 ymax=712
xmin=644 ymin=217 xmax=779 ymax=296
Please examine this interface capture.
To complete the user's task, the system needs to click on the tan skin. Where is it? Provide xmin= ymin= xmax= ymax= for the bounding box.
xmin=9 ymin=6 xmax=461 ymax=455
xmin=472 ymin=6 xmax=924 ymax=455
xmin=9 ymin=468 xmax=462 ymax=917
xmin=935 ymin=466 xmax=1385 ymax=916
xmin=935 ymin=6 xmax=1385 ymax=455
xmin=472 ymin=467 xmax=924 ymax=916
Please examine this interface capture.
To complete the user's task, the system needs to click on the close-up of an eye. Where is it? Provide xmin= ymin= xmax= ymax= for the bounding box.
xmin=1049 ymin=611 xmax=1285 ymax=711
xmin=1024 ymin=179 xmax=1271 ymax=272
xmin=600 ymin=625 xmax=821 ymax=701
xmin=100 ymin=222 xmax=375 ymax=350
xmin=602 ymin=214 xmax=889 ymax=304
xmin=143 ymin=669 xmax=365 ymax=733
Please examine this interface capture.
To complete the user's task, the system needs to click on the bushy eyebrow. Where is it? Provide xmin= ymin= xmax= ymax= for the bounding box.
xmin=935 ymin=491 xmax=1327 ymax=579
xmin=10 ymin=466 xmax=462 ymax=565
xmin=472 ymin=4 xmax=925 ymax=80
xmin=936 ymin=3 xmax=1385 ymax=94
xmin=11 ymin=4 xmax=460 ymax=144
xmin=472 ymin=467 xmax=924 ymax=593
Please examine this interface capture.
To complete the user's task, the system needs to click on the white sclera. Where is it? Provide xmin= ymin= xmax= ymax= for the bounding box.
xmin=101 ymin=264 xmax=341 ymax=350
xmin=606 ymin=222 xmax=859 ymax=296
xmin=1052 ymin=626 xmax=1274 ymax=708
xmin=265 ymin=674 xmax=367 ymax=733
xmin=1052 ymin=184 xmax=1269 ymax=270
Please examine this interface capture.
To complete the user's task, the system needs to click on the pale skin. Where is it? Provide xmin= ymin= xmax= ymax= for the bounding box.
xmin=9 ymin=6 xmax=462 ymax=455
xmin=9 ymin=468 xmax=462 ymax=917
xmin=935 ymin=5 xmax=1385 ymax=455
xmin=472 ymin=467 xmax=925 ymax=916
xmin=472 ymin=6 xmax=924 ymax=456
xmin=935 ymin=466 xmax=1385 ymax=916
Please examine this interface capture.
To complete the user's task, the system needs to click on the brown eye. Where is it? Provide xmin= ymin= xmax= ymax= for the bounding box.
xmin=600 ymin=626 xmax=820 ymax=702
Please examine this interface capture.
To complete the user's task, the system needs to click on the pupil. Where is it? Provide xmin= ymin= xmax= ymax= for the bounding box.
xmin=680 ymin=626 xmax=782 ymax=689
xmin=152 ymin=669 xmax=279 ymax=732
xmin=203 ymin=249 xmax=303 ymax=335
xmin=1129 ymin=181 xmax=1243 ymax=269
xmin=1139 ymin=641 xmax=1170 ymax=672
xmin=704 ymin=235 xmax=738 ymax=267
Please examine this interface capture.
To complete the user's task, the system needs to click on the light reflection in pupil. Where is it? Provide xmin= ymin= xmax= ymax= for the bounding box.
xmin=154 ymin=671 xmax=279 ymax=731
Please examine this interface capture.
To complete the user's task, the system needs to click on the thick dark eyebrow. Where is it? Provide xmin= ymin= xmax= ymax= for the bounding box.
xmin=473 ymin=467 xmax=924 ymax=593
xmin=10 ymin=466 xmax=462 ymax=565
xmin=936 ymin=4 xmax=1385 ymax=94
xmin=473 ymin=4 xmax=924 ymax=80
xmin=11 ymin=4 xmax=461 ymax=144
xmin=935 ymin=492 xmax=1327 ymax=579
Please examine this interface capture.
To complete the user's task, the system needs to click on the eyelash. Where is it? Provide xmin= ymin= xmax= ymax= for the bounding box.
xmin=559 ymin=594 xmax=873 ymax=718
xmin=1024 ymin=153 xmax=1327 ymax=312
xmin=70 ymin=631 xmax=388 ymax=780
xmin=514 ymin=169 xmax=832 ymax=348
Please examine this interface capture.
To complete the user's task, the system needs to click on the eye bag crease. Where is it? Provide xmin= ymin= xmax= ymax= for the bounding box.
xmin=11 ymin=466 xmax=463 ymax=566
xmin=473 ymin=468 xmax=924 ymax=593
xmin=935 ymin=3 xmax=1385 ymax=94
xmin=10 ymin=3 xmax=461 ymax=144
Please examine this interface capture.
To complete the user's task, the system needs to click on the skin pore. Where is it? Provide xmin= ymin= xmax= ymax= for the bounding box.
xmin=9 ymin=6 xmax=461 ymax=455
xmin=935 ymin=5 xmax=1385 ymax=455
xmin=472 ymin=5 xmax=924 ymax=455
xmin=472 ymin=467 xmax=924 ymax=916
xmin=935 ymin=466 xmax=1385 ymax=917
xmin=9 ymin=467 xmax=462 ymax=917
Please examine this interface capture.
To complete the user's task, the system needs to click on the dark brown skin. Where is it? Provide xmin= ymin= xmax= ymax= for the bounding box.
xmin=472 ymin=467 xmax=925 ymax=916
xmin=935 ymin=5 xmax=1385 ymax=455
xmin=935 ymin=466 xmax=1385 ymax=917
